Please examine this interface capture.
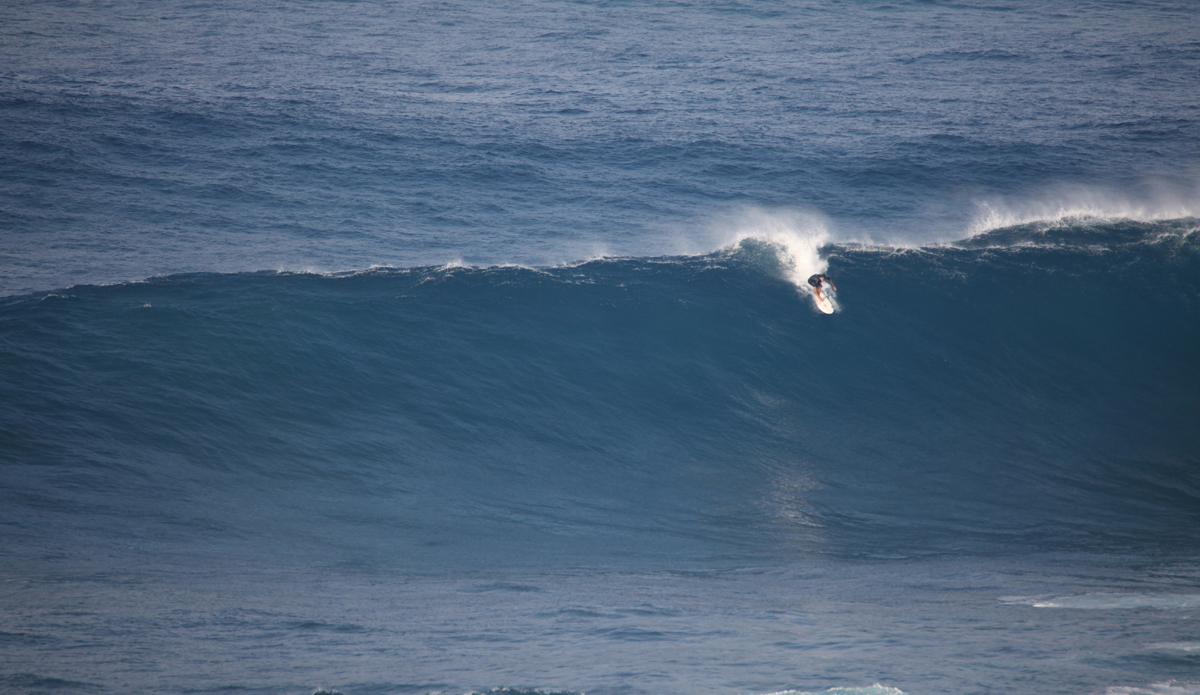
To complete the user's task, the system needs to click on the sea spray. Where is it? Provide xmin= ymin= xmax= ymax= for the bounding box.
xmin=711 ymin=207 xmax=833 ymax=290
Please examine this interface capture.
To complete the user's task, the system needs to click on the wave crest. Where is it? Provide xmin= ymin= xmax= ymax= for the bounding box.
xmin=966 ymin=181 xmax=1200 ymax=237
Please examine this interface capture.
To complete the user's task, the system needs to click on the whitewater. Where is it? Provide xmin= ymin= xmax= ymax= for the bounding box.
xmin=2 ymin=1 xmax=1199 ymax=695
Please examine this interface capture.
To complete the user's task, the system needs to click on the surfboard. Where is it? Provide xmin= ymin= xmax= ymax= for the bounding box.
xmin=814 ymin=290 xmax=835 ymax=314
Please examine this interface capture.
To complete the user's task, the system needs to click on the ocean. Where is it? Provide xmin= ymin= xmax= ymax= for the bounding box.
xmin=2 ymin=1 xmax=1199 ymax=694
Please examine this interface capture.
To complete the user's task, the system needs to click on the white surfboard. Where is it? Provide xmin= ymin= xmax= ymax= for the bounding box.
xmin=814 ymin=290 xmax=835 ymax=314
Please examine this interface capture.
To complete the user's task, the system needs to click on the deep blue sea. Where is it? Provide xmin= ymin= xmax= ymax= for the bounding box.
xmin=2 ymin=2 xmax=1200 ymax=695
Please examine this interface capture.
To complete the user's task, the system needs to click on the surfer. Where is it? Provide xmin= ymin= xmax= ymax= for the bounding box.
xmin=807 ymin=273 xmax=837 ymax=304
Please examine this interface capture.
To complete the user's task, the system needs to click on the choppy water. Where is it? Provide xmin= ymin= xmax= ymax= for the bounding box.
xmin=2 ymin=2 xmax=1199 ymax=695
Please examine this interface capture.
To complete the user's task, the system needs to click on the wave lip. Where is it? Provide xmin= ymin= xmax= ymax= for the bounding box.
xmin=765 ymin=686 xmax=905 ymax=695
xmin=949 ymin=216 xmax=1200 ymax=250
xmin=1094 ymin=682 xmax=1200 ymax=695
xmin=1146 ymin=643 xmax=1200 ymax=653
xmin=1001 ymin=594 xmax=1200 ymax=610
xmin=704 ymin=207 xmax=833 ymax=288
xmin=963 ymin=182 xmax=1200 ymax=241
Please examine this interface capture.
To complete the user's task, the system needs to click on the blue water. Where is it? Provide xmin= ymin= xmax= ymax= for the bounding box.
xmin=2 ymin=2 xmax=1200 ymax=695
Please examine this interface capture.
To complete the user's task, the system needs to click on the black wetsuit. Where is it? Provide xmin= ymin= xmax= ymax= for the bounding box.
xmin=807 ymin=274 xmax=826 ymax=288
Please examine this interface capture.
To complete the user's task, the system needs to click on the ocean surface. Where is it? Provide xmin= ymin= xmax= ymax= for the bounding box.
xmin=2 ymin=1 xmax=1200 ymax=695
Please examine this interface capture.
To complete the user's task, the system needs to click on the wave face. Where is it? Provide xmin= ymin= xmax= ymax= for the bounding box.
xmin=3 ymin=220 xmax=1198 ymax=570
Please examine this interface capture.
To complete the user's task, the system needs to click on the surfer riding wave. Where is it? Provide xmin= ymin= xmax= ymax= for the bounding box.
xmin=807 ymin=273 xmax=837 ymax=304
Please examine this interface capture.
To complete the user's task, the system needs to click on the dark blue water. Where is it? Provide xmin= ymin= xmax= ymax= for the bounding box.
xmin=2 ymin=1 xmax=1200 ymax=694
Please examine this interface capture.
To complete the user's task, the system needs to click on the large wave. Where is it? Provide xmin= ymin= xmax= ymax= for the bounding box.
xmin=1 ymin=218 xmax=1197 ymax=569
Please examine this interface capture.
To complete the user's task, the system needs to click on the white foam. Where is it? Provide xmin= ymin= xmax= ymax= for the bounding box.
xmin=1146 ymin=642 xmax=1200 ymax=653
xmin=764 ymin=685 xmax=905 ymax=695
xmin=1000 ymin=593 xmax=1200 ymax=610
xmin=965 ymin=181 xmax=1200 ymax=237
xmin=1093 ymin=682 xmax=1200 ymax=695
xmin=703 ymin=207 xmax=834 ymax=288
